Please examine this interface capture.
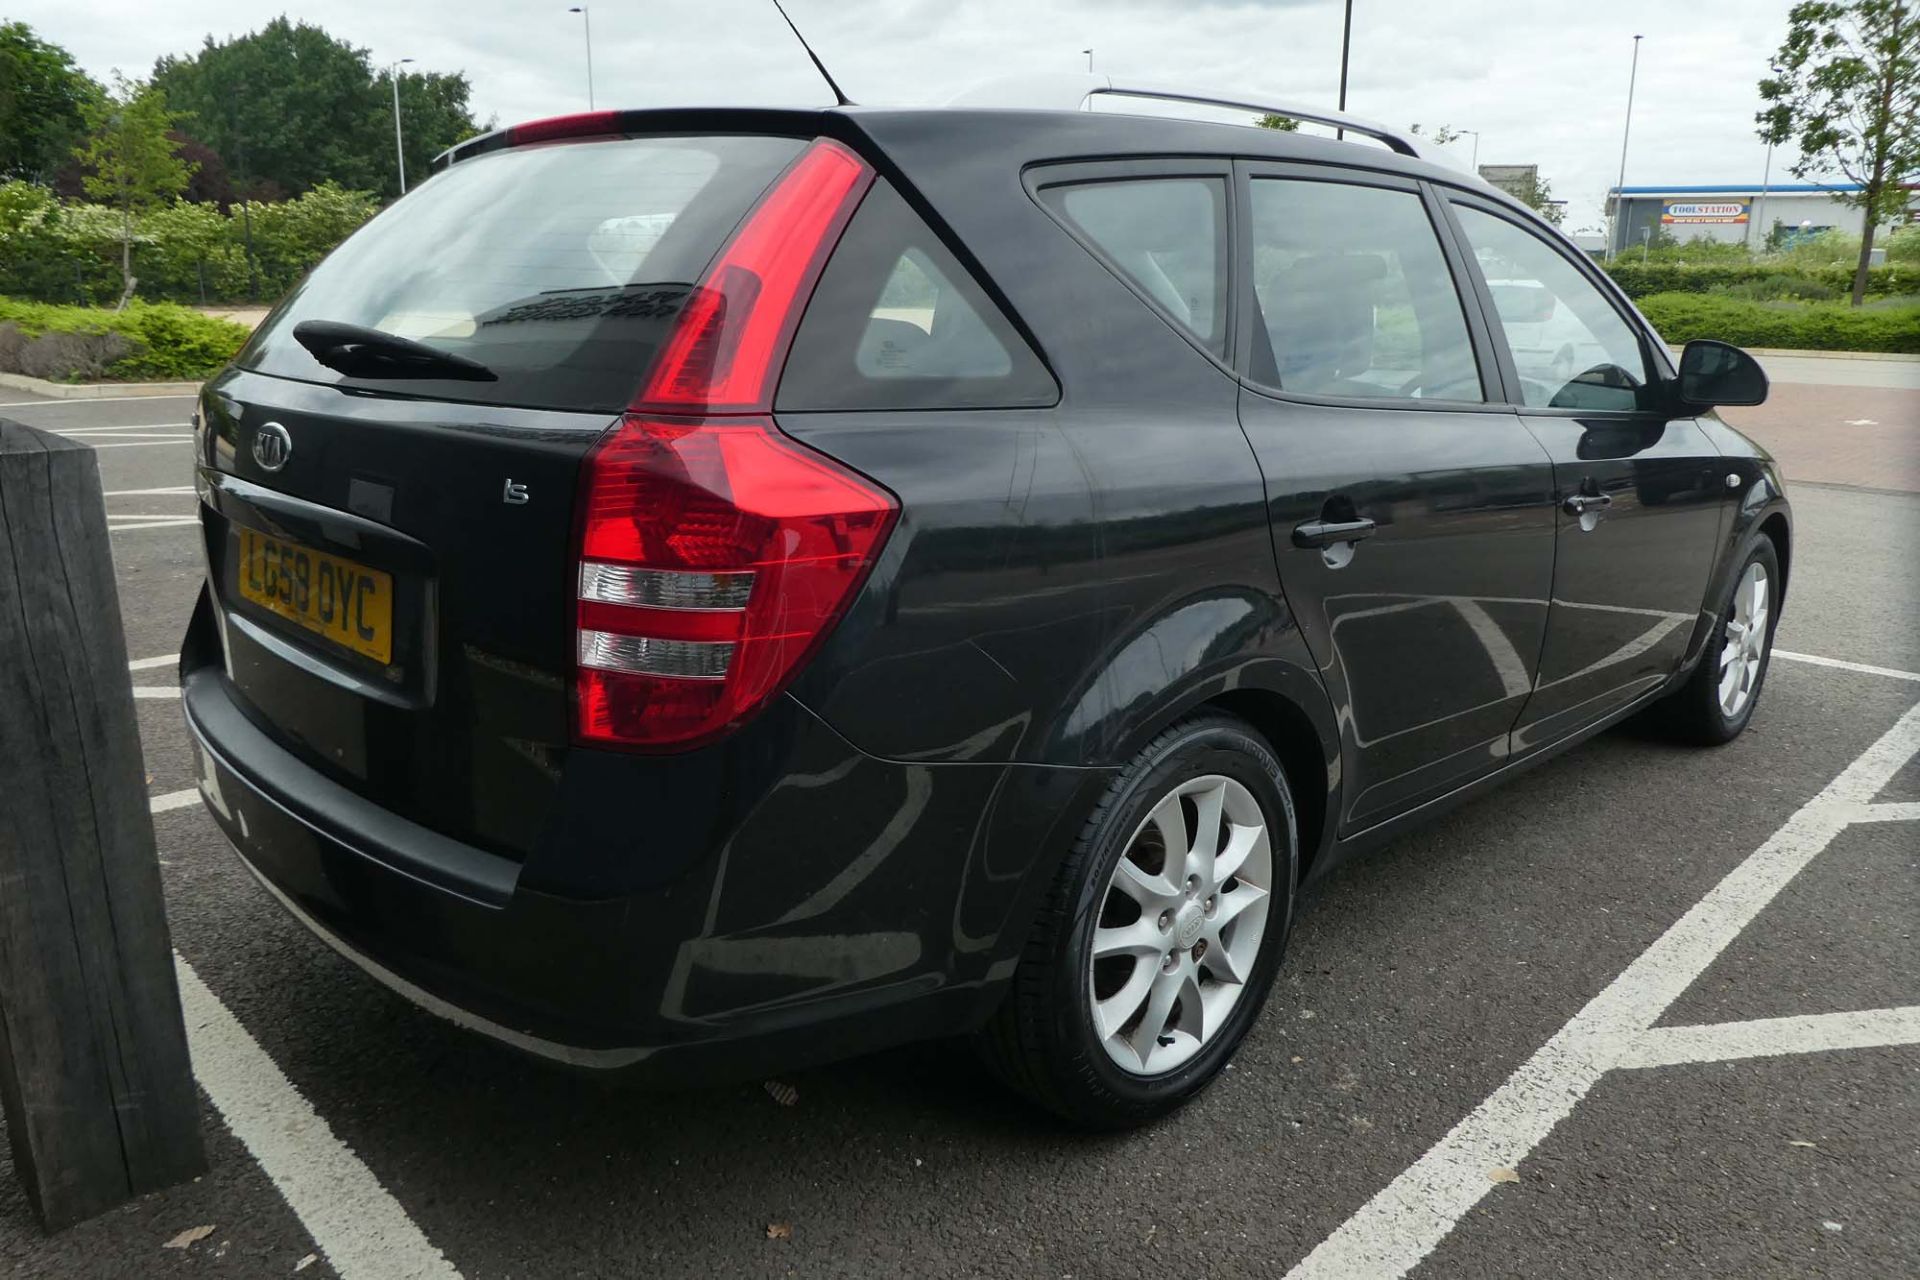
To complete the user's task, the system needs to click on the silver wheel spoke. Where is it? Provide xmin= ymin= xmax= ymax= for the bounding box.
xmin=1095 ymin=957 xmax=1158 ymax=1042
xmin=1093 ymin=919 xmax=1165 ymax=959
xmin=1201 ymin=932 xmax=1252 ymax=984
xmin=1113 ymin=857 xmax=1178 ymax=906
xmin=1211 ymin=881 xmax=1268 ymax=931
xmin=1185 ymin=780 xmax=1225 ymax=887
xmin=1127 ymin=966 xmax=1186 ymax=1065
xmin=1147 ymin=793 xmax=1190 ymax=866
xmin=1214 ymin=822 xmax=1264 ymax=884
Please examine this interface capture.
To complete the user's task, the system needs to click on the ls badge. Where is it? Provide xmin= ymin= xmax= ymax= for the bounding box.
xmin=502 ymin=478 xmax=530 ymax=505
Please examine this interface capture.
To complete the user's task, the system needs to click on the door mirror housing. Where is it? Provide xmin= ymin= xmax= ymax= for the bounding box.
xmin=1676 ymin=340 xmax=1768 ymax=408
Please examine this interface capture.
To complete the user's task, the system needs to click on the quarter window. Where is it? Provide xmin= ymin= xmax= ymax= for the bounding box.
xmin=1247 ymin=178 xmax=1484 ymax=402
xmin=1452 ymin=205 xmax=1651 ymax=412
xmin=1041 ymin=178 xmax=1229 ymax=356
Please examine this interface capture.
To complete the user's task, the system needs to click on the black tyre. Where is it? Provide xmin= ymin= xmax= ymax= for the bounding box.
xmin=977 ymin=714 xmax=1298 ymax=1129
xmin=1654 ymin=537 xmax=1781 ymax=745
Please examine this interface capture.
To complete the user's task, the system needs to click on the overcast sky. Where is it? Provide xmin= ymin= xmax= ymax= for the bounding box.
xmin=17 ymin=0 xmax=1803 ymax=227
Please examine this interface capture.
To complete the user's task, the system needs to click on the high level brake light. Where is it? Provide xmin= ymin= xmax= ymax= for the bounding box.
xmin=572 ymin=138 xmax=897 ymax=751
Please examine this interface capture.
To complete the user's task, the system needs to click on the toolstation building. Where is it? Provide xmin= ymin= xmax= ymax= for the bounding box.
xmin=1606 ymin=181 xmax=1920 ymax=253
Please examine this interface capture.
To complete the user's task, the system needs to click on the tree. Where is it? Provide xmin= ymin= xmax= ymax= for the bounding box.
xmin=1253 ymin=113 xmax=1298 ymax=130
xmin=0 ymin=22 xmax=100 ymax=182
xmin=1409 ymin=123 xmax=1465 ymax=146
xmin=1509 ymin=172 xmax=1567 ymax=226
xmin=153 ymin=18 xmax=481 ymax=200
xmin=1758 ymin=0 xmax=1920 ymax=305
xmin=76 ymin=74 xmax=195 ymax=308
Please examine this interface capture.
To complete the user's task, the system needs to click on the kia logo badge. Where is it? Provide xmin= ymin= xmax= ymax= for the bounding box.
xmin=253 ymin=421 xmax=292 ymax=472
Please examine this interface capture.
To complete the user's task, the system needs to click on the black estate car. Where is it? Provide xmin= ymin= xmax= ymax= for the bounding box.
xmin=183 ymin=82 xmax=1788 ymax=1128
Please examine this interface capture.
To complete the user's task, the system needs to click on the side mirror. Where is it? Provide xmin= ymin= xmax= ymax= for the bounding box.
xmin=1677 ymin=339 xmax=1768 ymax=408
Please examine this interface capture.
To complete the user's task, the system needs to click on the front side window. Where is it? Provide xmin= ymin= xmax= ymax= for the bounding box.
xmin=1451 ymin=205 xmax=1652 ymax=412
xmin=1247 ymin=178 xmax=1484 ymax=402
xmin=1040 ymin=177 xmax=1229 ymax=356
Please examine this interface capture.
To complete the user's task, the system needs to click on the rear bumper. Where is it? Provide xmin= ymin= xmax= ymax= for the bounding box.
xmin=182 ymin=607 xmax=1107 ymax=1082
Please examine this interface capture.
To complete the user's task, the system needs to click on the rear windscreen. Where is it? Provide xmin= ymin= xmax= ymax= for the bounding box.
xmin=236 ymin=135 xmax=806 ymax=412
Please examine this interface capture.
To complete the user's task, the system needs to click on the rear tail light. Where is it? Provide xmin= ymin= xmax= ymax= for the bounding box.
xmin=572 ymin=138 xmax=895 ymax=750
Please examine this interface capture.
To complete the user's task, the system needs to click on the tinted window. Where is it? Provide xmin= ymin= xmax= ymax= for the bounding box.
xmin=1042 ymin=178 xmax=1228 ymax=355
xmin=238 ymin=135 xmax=805 ymax=412
xmin=1452 ymin=205 xmax=1651 ymax=411
xmin=1248 ymin=179 xmax=1483 ymax=402
xmin=778 ymin=183 xmax=1055 ymax=410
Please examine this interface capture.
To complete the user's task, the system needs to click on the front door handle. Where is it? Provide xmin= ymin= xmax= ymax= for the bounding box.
xmin=1292 ymin=517 xmax=1377 ymax=549
xmin=1563 ymin=493 xmax=1613 ymax=516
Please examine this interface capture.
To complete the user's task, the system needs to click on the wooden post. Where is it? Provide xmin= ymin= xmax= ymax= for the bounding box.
xmin=0 ymin=419 xmax=206 ymax=1231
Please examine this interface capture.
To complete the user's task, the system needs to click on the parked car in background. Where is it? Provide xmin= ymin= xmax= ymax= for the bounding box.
xmin=182 ymin=80 xmax=1787 ymax=1129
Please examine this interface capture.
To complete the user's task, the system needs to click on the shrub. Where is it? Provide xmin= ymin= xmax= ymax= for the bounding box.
xmin=1603 ymin=260 xmax=1918 ymax=299
xmin=1711 ymin=274 xmax=1841 ymax=303
xmin=0 ymin=321 xmax=24 ymax=372
xmin=1635 ymin=292 xmax=1920 ymax=354
xmin=18 ymin=330 xmax=141 ymax=382
xmin=0 ymin=297 xmax=250 ymax=379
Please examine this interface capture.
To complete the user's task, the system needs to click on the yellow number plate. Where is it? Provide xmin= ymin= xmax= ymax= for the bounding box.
xmin=236 ymin=528 xmax=393 ymax=665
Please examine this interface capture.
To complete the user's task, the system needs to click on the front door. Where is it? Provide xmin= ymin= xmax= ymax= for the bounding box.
xmin=1233 ymin=166 xmax=1560 ymax=832
xmin=1445 ymin=198 xmax=1725 ymax=751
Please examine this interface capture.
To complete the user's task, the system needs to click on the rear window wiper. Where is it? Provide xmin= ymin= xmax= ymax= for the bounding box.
xmin=292 ymin=320 xmax=497 ymax=382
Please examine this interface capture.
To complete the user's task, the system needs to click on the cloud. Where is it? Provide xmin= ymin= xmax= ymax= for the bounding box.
xmin=14 ymin=0 xmax=1797 ymax=227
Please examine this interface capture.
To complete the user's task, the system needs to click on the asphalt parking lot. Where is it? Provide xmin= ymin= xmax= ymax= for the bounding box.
xmin=1 ymin=356 xmax=1915 ymax=1278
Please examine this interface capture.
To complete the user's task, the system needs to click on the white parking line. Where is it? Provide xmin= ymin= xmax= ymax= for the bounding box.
xmin=1775 ymin=649 xmax=1920 ymax=683
xmin=1286 ymin=698 xmax=1920 ymax=1280
xmin=129 ymin=652 xmax=179 ymax=670
xmin=132 ymin=686 xmax=178 ymax=699
xmin=1618 ymin=1007 xmax=1920 ymax=1070
xmin=105 ymin=485 xmax=196 ymax=497
xmin=53 ymin=423 xmax=191 ymax=434
xmin=85 ymin=439 xmax=194 ymax=450
xmin=110 ymin=517 xmax=199 ymax=532
xmin=151 ymin=790 xmax=460 ymax=1279
xmin=148 ymin=788 xmax=202 ymax=813
xmin=173 ymin=956 xmax=462 ymax=1280
xmin=0 ymin=393 xmax=196 ymax=407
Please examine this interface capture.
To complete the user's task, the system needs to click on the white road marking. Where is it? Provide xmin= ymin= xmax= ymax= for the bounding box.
xmin=1854 ymin=801 xmax=1920 ymax=823
xmin=1619 ymin=1007 xmax=1920 ymax=1070
xmin=105 ymin=485 xmax=196 ymax=497
xmin=173 ymin=956 xmax=462 ymax=1280
xmin=132 ymin=686 xmax=179 ymax=699
xmin=84 ymin=438 xmax=194 ymax=450
xmin=1286 ymin=699 xmax=1920 ymax=1280
xmin=53 ymin=422 xmax=191 ymax=434
xmin=1775 ymin=649 xmax=1920 ymax=683
xmin=151 ymin=789 xmax=460 ymax=1278
xmin=129 ymin=652 xmax=179 ymax=670
xmin=148 ymin=788 xmax=202 ymax=813
xmin=109 ymin=517 xmax=199 ymax=532
xmin=0 ymin=393 xmax=196 ymax=407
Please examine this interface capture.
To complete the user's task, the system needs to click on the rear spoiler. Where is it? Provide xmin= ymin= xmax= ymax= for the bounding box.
xmin=432 ymin=106 xmax=838 ymax=172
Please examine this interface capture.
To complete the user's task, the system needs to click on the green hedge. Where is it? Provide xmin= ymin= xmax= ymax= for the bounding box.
xmin=1603 ymin=261 xmax=1918 ymax=300
xmin=0 ymin=297 xmax=251 ymax=379
xmin=1635 ymin=292 xmax=1920 ymax=354
xmin=0 ymin=180 xmax=378 ymax=307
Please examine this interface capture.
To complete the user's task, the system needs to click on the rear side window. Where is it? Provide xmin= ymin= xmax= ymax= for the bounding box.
xmin=237 ymin=135 xmax=806 ymax=412
xmin=1247 ymin=178 xmax=1484 ymax=403
xmin=1039 ymin=178 xmax=1228 ymax=356
xmin=777 ymin=183 xmax=1055 ymax=411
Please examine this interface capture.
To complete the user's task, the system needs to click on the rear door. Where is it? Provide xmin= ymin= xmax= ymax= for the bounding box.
xmin=1232 ymin=164 xmax=1559 ymax=832
xmin=1442 ymin=196 xmax=1725 ymax=751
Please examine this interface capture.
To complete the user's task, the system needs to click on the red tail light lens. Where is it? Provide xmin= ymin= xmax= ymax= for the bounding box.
xmin=635 ymin=138 xmax=872 ymax=414
xmin=574 ymin=415 xmax=896 ymax=749
xmin=572 ymin=135 xmax=888 ymax=751
xmin=507 ymin=111 xmax=625 ymax=147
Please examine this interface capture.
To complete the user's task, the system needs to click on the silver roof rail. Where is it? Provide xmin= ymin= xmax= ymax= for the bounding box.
xmin=946 ymin=73 xmax=1445 ymax=166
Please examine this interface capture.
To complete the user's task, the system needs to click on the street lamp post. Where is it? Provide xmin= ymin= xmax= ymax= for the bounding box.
xmin=1461 ymin=129 xmax=1481 ymax=175
xmin=1609 ymin=34 xmax=1644 ymax=260
xmin=389 ymin=57 xmax=414 ymax=195
xmin=1083 ymin=48 xmax=1093 ymax=73
xmin=568 ymin=6 xmax=596 ymax=109
xmin=1754 ymin=62 xmax=1786 ymax=251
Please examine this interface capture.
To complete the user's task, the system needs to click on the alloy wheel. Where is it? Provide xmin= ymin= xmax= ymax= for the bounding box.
xmin=1718 ymin=560 xmax=1771 ymax=719
xmin=1087 ymin=774 xmax=1273 ymax=1075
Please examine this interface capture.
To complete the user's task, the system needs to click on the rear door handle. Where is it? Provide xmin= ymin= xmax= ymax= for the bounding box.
xmin=1292 ymin=517 xmax=1377 ymax=549
xmin=1563 ymin=493 xmax=1613 ymax=515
